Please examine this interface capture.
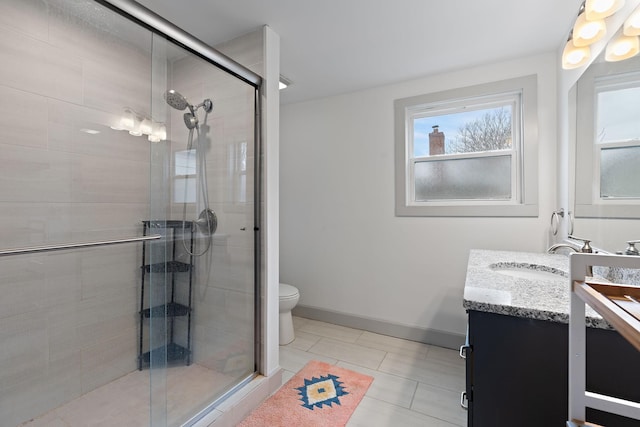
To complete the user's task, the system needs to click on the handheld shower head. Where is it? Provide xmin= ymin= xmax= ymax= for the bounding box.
xmin=165 ymin=89 xmax=214 ymax=131
xmin=183 ymin=112 xmax=198 ymax=130
xmin=164 ymin=90 xmax=190 ymax=111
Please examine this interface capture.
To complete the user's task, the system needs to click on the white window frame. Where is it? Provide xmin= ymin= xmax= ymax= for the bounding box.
xmin=394 ymin=75 xmax=539 ymax=217
xmin=575 ymin=63 xmax=640 ymax=219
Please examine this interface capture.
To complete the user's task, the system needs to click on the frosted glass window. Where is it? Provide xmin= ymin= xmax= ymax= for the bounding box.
xmin=174 ymin=150 xmax=196 ymax=203
xmin=415 ymin=156 xmax=511 ymax=201
xmin=600 ymin=146 xmax=640 ymax=198
xmin=175 ymin=149 xmax=196 ymax=175
xmin=173 ymin=177 xmax=196 ymax=203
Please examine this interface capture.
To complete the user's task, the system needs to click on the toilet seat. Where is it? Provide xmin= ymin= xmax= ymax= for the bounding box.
xmin=280 ymin=283 xmax=299 ymax=299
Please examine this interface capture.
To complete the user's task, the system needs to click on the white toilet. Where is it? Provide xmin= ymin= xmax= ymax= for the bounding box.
xmin=279 ymin=283 xmax=300 ymax=345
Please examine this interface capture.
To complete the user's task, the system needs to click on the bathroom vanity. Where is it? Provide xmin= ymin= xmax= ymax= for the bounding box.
xmin=463 ymin=250 xmax=640 ymax=427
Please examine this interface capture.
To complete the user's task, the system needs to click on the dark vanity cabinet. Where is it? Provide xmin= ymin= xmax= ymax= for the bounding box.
xmin=465 ymin=310 xmax=640 ymax=427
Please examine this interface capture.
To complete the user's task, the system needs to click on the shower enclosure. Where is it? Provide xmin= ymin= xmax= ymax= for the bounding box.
xmin=0 ymin=0 xmax=261 ymax=426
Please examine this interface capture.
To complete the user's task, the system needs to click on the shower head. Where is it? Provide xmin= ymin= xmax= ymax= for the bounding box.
xmin=164 ymin=89 xmax=190 ymax=111
xmin=183 ymin=112 xmax=198 ymax=130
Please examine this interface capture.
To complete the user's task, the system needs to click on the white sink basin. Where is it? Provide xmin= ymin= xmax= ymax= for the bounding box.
xmin=489 ymin=262 xmax=567 ymax=281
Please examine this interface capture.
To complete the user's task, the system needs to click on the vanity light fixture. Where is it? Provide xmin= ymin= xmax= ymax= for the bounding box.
xmin=110 ymin=107 xmax=167 ymax=142
xmin=605 ymin=32 xmax=640 ymax=60
xmin=562 ymin=37 xmax=592 ymax=69
xmin=585 ymin=0 xmax=626 ymax=20
xmin=128 ymin=117 xmax=143 ymax=136
xmin=140 ymin=118 xmax=153 ymax=136
xmin=572 ymin=12 xmax=607 ymax=46
xmin=115 ymin=108 xmax=136 ymax=132
xmin=562 ymin=0 xmax=636 ymax=69
xmin=624 ymin=6 xmax=640 ymax=35
xmin=147 ymin=122 xmax=167 ymax=143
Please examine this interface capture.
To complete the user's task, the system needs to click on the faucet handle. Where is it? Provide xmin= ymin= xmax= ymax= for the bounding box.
xmin=625 ymin=240 xmax=640 ymax=256
xmin=568 ymin=235 xmax=593 ymax=253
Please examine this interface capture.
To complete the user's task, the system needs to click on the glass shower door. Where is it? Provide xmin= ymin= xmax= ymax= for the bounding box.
xmin=148 ymin=34 xmax=258 ymax=426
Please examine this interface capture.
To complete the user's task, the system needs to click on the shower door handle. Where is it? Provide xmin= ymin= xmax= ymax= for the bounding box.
xmin=0 ymin=234 xmax=162 ymax=257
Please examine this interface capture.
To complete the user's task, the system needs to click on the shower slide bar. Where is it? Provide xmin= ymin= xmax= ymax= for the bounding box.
xmin=0 ymin=235 xmax=161 ymax=257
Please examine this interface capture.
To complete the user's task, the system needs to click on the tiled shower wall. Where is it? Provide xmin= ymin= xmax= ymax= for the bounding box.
xmin=0 ymin=1 xmax=152 ymax=425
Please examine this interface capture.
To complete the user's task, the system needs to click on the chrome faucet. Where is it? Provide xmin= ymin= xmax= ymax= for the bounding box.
xmin=624 ymin=240 xmax=640 ymax=256
xmin=547 ymin=235 xmax=594 ymax=277
xmin=547 ymin=235 xmax=593 ymax=254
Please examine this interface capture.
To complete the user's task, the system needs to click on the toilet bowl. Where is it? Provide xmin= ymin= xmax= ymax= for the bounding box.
xmin=279 ymin=283 xmax=300 ymax=345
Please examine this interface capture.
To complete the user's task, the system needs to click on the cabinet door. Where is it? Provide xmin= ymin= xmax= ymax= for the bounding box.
xmin=468 ymin=310 xmax=640 ymax=427
xmin=461 ymin=332 xmax=473 ymax=426
xmin=468 ymin=310 xmax=568 ymax=426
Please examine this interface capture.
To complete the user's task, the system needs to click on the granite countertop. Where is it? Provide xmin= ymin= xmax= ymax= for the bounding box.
xmin=463 ymin=249 xmax=609 ymax=329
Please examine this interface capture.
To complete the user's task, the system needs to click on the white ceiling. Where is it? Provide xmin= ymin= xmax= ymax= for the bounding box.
xmin=136 ymin=0 xmax=583 ymax=104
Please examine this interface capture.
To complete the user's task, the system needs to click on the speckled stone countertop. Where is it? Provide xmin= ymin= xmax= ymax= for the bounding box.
xmin=463 ymin=249 xmax=609 ymax=329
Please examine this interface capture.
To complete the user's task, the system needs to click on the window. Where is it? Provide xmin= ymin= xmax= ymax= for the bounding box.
xmin=228 ymin=141 xmax=248 ymax=204
xmin=575 ymin=66 xmax=640 ymax=218
xmin=394 ymin=75 xmax=539 ymax=217
xmin=595 ymin=78 xmax=640 ymax=199
xmin=174 ymin=149 xmax=196 ymax=203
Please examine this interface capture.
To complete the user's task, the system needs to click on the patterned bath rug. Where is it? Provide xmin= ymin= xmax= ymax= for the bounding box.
xmin=238 ymin=360 xmax=373 ymax=426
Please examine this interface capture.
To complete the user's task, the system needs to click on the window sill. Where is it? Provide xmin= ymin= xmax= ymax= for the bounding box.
xmin=395 ymin=203 xmax=539 ymax=217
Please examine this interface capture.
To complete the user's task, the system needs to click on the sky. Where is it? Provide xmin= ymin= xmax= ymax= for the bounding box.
xmin=413 ymin=106 xmax=508 ymax=157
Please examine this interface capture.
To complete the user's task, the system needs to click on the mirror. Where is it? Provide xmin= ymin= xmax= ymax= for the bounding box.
xmin=570 ymin=9 xmax=640 ymax=254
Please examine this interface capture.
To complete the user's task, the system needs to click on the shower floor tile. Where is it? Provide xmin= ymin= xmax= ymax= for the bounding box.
xmin=20 ymin=364 xmax=232 ymax=427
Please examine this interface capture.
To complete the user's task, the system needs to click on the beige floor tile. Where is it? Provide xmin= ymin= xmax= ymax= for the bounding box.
xmin=20 ymin=317 xmax=468 ymax=427
xmin=355 ymin=331 xmax=430 ymax=358
xmin=278 ymin=345 xmax=338 ymax=373
xmin=23 ymin=364 xmax=234 ymax=427
xmin=378 ymin=351 xmax=464 ymax=392
xmin=297 ymin=318 xmax=364 ymax=343
xmin=337 ymin=361 xmax=418 ymax=409
xmin=426 ymin=345 xmax=465 ymax=368
xmin=286 ymin=330 xmax=322 ymax=351
xmin=308 ymin=337 xmax=386 ymax=369
xmin=280 ymin=369 xmax=295 ymax=386
xmin=292 ymin=315 xmax=310 ymax=330
xmin=347 ymin=396 xmax=461 ymax=427
xmin=411 ymin=383 xmax=467 ymax=426
xmin=18 ymin=412 xmax=67 ymax=427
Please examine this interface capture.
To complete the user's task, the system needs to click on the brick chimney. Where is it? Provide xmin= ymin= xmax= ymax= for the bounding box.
xmin=429 ymin=125 xmax=444 ymax=155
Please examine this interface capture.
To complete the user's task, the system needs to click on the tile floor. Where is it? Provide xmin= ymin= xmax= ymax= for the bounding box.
xmin=20 ymin=316 xmax=467 ymax=427
xmin=20 ymin=364 xmax=236 ymax=427
xmin=278 ymin=316 xmax=467 ymax=427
